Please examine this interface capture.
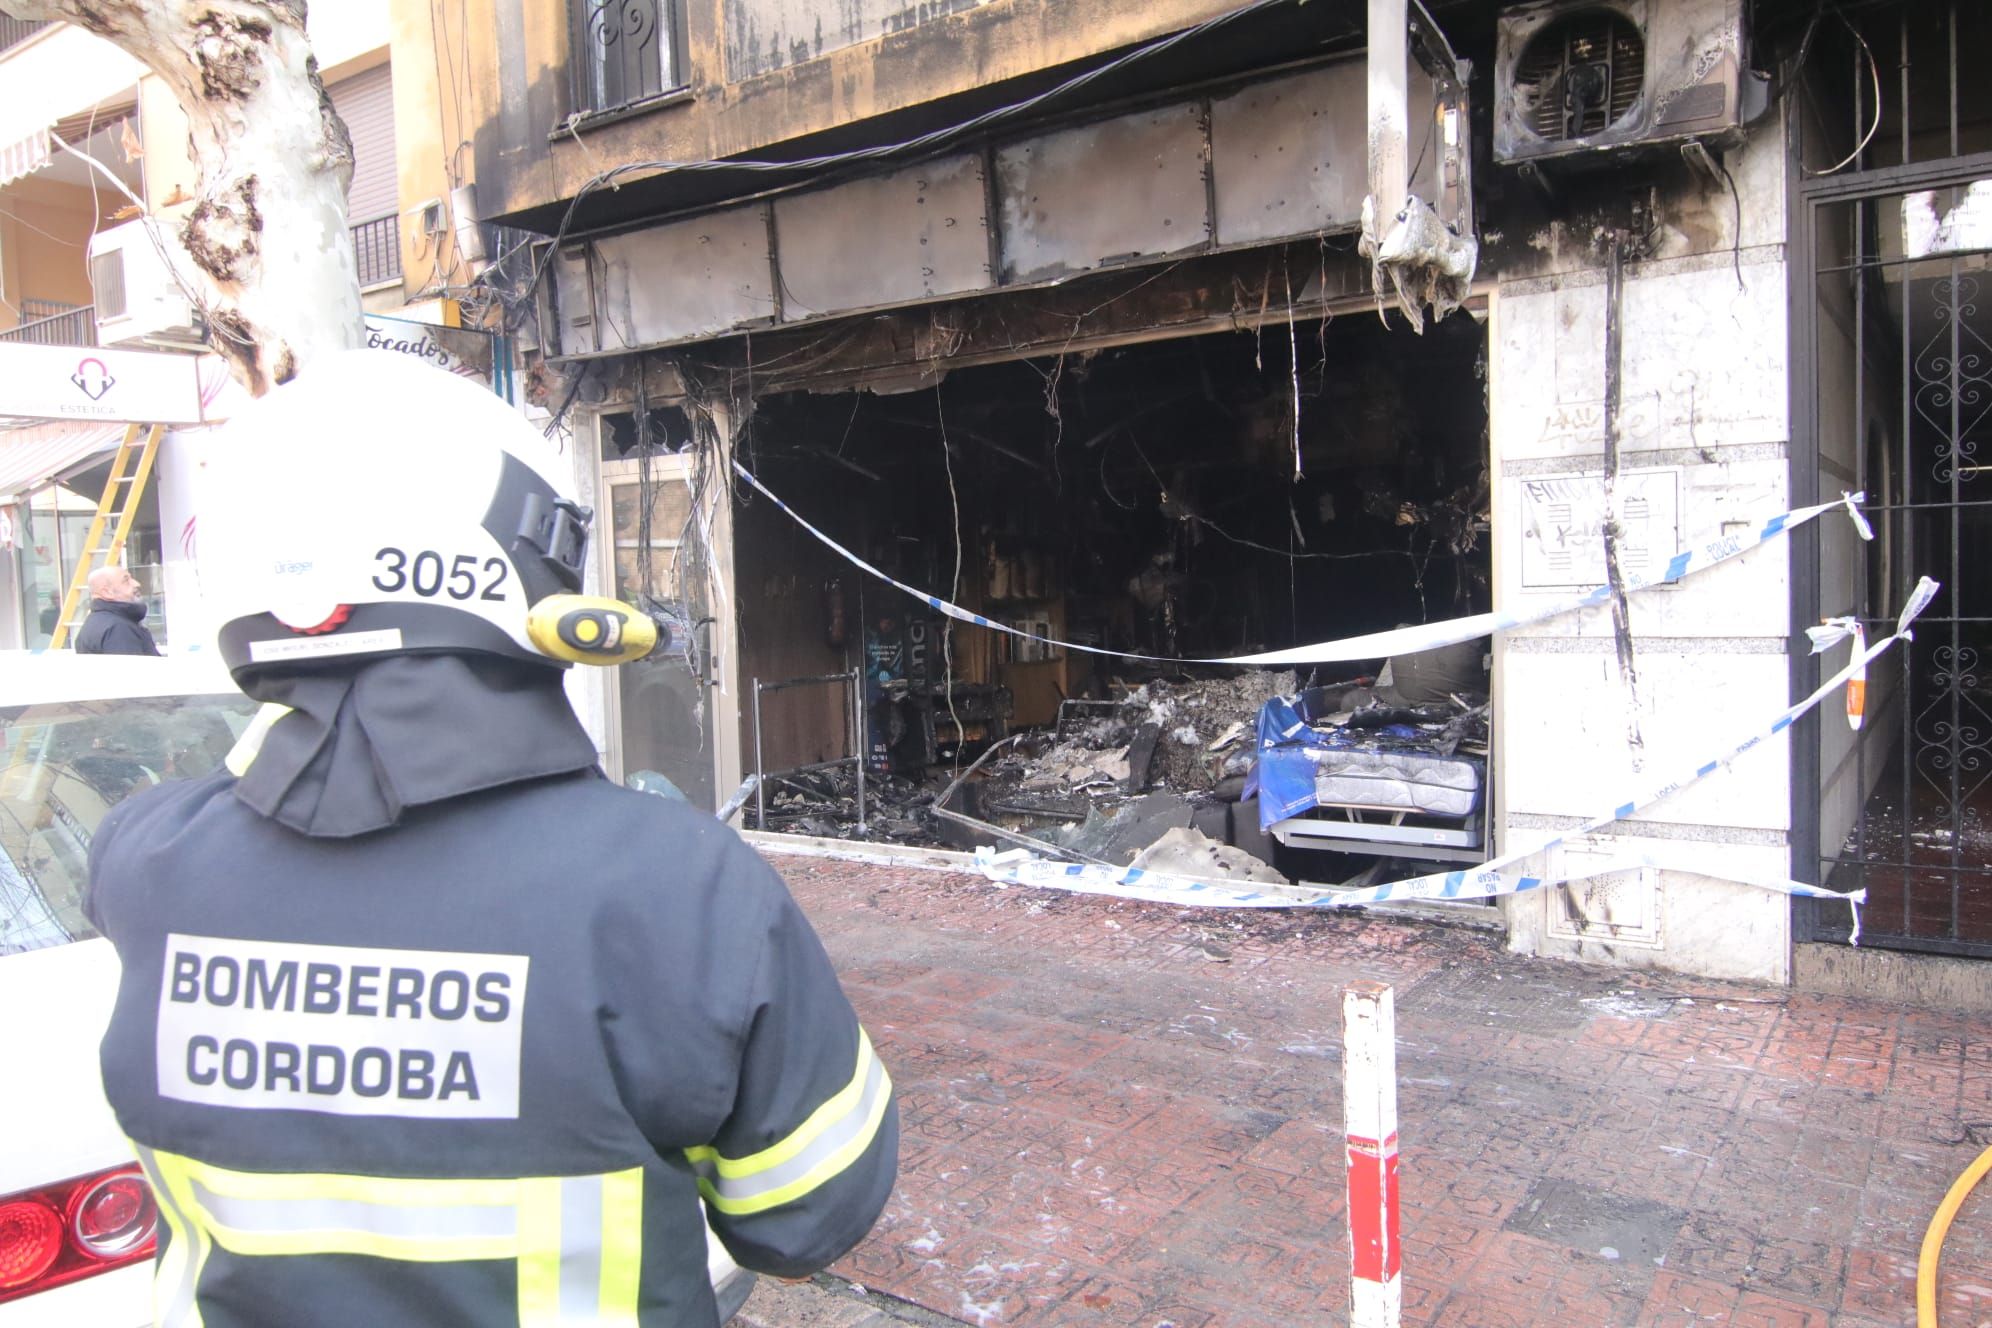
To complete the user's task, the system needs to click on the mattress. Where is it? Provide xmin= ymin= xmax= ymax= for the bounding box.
xmin=1247 ymin=693 xmax=1487 ymax=830
xmin=1305 ymin=748 xmax=1482 ymax=818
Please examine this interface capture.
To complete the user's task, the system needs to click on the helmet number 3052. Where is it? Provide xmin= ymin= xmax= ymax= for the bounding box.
xmin=373 ymin=547 xmax=511 ymax=602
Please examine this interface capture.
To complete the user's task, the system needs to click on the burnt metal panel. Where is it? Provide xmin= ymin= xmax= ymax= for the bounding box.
xmin=995 ymin=103 xmax=1212 ymax=285
xmin=772 ymin=154 xmax=992 ymax=319
xmin=593 ymin=204 xmax=777 ymax=347
xmin=548 ymin=244 xmax=600 ymax=357
xmin=537 ymin=61 xmax=1462 ymax=360
xmin=1210 ymin=62 xmax=1369 ymax=247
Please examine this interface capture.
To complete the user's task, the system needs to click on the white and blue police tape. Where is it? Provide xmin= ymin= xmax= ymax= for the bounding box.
xmin=735 ymin=457 xmax=1872 ymax=667
xmin=971 ymin=576 xmax=1940 ymax=942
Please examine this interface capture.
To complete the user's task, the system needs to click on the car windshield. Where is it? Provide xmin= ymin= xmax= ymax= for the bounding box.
xmin=0 ymin=692 xmax=260 ymax=955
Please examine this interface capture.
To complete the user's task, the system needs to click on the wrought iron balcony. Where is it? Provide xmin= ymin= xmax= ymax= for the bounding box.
xmin=0 ymin=302 xmax=95 ymax=347
xmin=352 ymin=213 xmax=402 ymax=288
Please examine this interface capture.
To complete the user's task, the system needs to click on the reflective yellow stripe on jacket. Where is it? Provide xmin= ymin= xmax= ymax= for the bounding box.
xmin=134 ymin=1144 xmax=643 ymax=1326
xmin=223 ymin=703 xmax=293 ymax=777
xmin=685 ymin=1027 xmax=891 ymax=1216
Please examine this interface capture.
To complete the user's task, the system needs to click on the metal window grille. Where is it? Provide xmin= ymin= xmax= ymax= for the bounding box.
xmin=569 ymin=0 xmax=681 ymax=116
xmin=1795 ymin=0 xmax=1992 ymax=956
xmin=352 ymin=214 xmax=402 ymax=288
xmin=90 ymin=249 xmax=127 ymax=320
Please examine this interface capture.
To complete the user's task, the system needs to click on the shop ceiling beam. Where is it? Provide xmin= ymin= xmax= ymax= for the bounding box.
xmin=664 ymin=242 xmax=1383 ymax=398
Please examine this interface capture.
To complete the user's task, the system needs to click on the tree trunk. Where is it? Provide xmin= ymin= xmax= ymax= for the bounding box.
xmin=0 ymin=0 xmax=363 ymax=395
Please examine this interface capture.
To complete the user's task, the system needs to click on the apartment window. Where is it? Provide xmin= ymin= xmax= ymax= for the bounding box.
xmin=569 ymin=0 xmax=683 ymax=116
xmin=328 ymin=64 xmax=403 ymax=287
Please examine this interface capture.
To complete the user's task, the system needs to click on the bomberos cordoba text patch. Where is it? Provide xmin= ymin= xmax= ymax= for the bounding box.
xmin=157 ymin=933 xmax=529 ymax=1119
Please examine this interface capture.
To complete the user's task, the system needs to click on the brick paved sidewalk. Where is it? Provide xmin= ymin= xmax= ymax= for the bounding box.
xmin=763 ymin=852 xmax=1992 ymax=1328
xmin=733 ymin=1273 xmax=972 ymax=1326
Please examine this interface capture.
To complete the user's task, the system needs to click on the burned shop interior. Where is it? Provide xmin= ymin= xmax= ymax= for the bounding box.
xmin=717 ymin=309 xmax=1493 ymax=890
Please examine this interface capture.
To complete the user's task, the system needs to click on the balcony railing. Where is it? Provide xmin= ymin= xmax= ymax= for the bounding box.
xmin=0 ymin=303 xmax=95 ymax=347
xmin=353 ymin=213 xmax=402 ymax=288
xmin=0 ymin=16 xmax=51 ymax=55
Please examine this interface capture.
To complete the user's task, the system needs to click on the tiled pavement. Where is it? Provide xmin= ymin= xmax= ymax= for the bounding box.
xmin=759 ymin=852 xmax=1992 ymax=1328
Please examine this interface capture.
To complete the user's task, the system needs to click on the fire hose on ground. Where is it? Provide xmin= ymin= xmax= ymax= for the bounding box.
xmin=1918 ymin=1141 xmax=1992 ymax=1327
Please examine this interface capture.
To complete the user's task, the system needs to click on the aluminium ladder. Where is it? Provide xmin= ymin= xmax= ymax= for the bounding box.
xmin=47 ymin=421 xmax=164 ymax=650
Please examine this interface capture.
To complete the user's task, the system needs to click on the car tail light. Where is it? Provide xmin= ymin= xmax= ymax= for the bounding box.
xmin=0 ymin=1200 xmax=63 ymax=1291
xmin=0 ymin=1166 xmax=157 ymax=1305
xmin=69 ymin=1173 xmax=155 ymax=1259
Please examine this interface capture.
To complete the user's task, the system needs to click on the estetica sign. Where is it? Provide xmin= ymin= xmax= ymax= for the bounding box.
xmin=0 ymin=342 xmax=205 ymax=424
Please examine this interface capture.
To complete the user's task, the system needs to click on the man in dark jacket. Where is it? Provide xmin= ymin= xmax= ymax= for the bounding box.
xmin=86 ymin=351 xmax=896 ymax=1327
xmin=74 ymin=564 xmax=160 ymax=655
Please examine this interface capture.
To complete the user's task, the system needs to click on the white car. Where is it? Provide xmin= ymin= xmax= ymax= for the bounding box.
xmin=1 ymin=653 xmax=255 ymax=1324
xmin=0 ymin=654 xmax=751 ymax=1324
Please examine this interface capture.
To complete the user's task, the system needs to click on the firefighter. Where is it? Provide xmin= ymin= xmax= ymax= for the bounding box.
xmin=86 ymin=350 xmax=896 ymax=1326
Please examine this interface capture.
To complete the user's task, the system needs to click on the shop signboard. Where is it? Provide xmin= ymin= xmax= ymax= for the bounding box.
xmin=0 ymin=342 xmax=205 ymax=423
xmin=363 ymin=314 xmax=497 ymax=391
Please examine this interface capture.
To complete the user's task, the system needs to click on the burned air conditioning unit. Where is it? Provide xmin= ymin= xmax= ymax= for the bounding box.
xmin=1494 ymin=0 xmax=1769 ymax=166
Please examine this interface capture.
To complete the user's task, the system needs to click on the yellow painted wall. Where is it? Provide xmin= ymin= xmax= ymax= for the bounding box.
xmin=138 ymin=77 xmax=198 ymax=217
xmin=0 ymin=178 xmax=103 ymax=327
xmin=390 ymin=0 xmax=461 ymax=308
xmin=0 ymin=196 xmax=17 ymax=325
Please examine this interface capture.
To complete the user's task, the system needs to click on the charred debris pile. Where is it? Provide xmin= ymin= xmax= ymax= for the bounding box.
xmin=746 ymin=662 xmax=1490 ymax=884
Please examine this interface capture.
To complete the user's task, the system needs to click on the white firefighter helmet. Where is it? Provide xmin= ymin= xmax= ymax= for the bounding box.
xmin=201 ymin=349 xmax=593 ymax=682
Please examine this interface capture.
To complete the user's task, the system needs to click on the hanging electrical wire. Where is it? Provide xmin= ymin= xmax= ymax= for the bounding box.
xmin=676 ymin=365 xmax=737 ymax=645
xmin=1807 ymin=12 xmax=1881 ymax=177
xmin=1119 ymin=433 xmax=1455 ymax=564
xmin=635 ymin=370 xmax=657 ymax=610
xmin=934 ymin=378 xmax=967 ymax=773
xmin=46 ymin=129 xmax=231 ymax=346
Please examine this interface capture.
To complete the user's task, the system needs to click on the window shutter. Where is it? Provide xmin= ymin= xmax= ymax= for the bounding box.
xmin=328 ymin=63 xmax=398 ymax=225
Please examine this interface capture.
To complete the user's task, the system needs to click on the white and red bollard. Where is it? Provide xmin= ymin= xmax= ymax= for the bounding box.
xmin=1343 ymin=981 xmax=1401 ymax=1327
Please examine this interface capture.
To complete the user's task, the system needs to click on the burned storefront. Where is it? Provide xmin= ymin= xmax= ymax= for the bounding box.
xmin=719 ymin=302 xmax=1494 ymax=891
xmin=507 ymin=0 xmax=1494 ymax=896
xmin=471 ymin=0 xmax=1918 ymax=980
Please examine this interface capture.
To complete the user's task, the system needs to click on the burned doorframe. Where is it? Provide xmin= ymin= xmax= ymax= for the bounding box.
xmin=576 ymin=369 xmax=748 ymax=804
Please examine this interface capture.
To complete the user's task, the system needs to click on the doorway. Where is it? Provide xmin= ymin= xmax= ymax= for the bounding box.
xmin=592 ymin=404 xmax=738 ymax=810
xmin=1797 ymin=0 xmax=1992 ymax=956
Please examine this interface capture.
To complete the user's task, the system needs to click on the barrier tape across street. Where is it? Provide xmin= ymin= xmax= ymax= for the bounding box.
xmin=735 ymin=459 xmax=1914 ymax=932
xmin=734 ymin=459 xmax=1869 ymax=667
xmin=971 ymin=578 xmax=1940 ymax=941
